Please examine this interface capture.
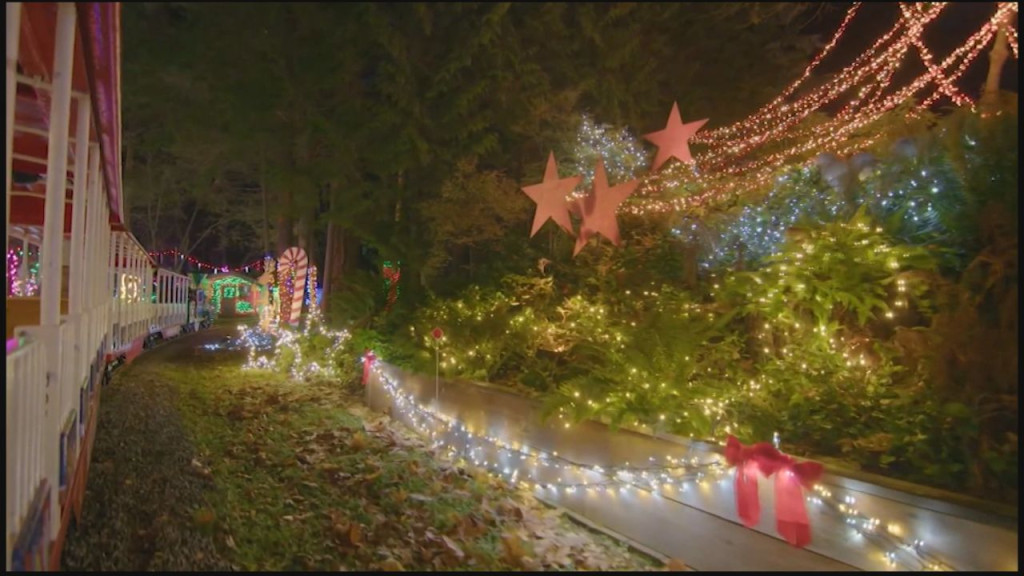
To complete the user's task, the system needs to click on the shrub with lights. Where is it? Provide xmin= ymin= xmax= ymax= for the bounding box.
xmin=386 ymin=103 xmax=1017 ymax=498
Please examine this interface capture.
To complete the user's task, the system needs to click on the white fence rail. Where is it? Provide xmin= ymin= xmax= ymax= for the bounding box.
xmin=5 ymin=281 xmax=192 ymax=570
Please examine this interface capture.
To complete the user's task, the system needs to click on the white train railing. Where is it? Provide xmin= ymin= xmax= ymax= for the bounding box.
xmin=156 ymin=302 xmax=188 ymax=333
xmin=153 ymin=267 xmax=191 ymax=337
xmin=5 ymin=291 xmax=176 ymax=569
xmin=6 ymin=2 xmax=198 ymax=569
xmin=4 ymin=328 xmax=56 ymax=570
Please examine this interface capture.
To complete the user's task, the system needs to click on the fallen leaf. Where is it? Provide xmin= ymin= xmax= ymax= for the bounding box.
xmin=666 ymin=558 xmax=689 ymax=571
xmin=378 ymin=558 xmax=404 ymax=571
xmin=348 ymin=523 xmax=363 ymax=546
xmin=441 ymin=535 xmax=465 ymax=561
xmin=500 ymin=499 xmax=525 ymax=520
xmin=521 ymin=556 xmax=541 ymax=571
xmin=349 ymin=432 xmax=367 ymax=451
xmin=501 ymin=533 xmax=525 ymax=565
xmin=458 ymin=514 xmax=487 ymax=538
xmin=193 ymin=508 xmax=216 ymax=527
xmin=225 ymin=535 xmax=237 ymax=550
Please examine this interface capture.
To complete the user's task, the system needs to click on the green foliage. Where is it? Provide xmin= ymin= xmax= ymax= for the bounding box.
xmin=904 ymin=99 xmax=1019 ymax=496
xmin=393 ymin=111 xmax=1018 ymax=498
xmin=714 ymin=213 xmax=935 ymax=463
xmin=721 ymin=208 xmax=937 ymax=329
xmin=407 ymin=276 xmax=555 ymax=390
xmin=326 ymin=269 xmax=386 ymax=329
xmin=420 ymin=158 xmax=535 ymax=288
xmin=545 ymin=286 xmax=743 ymax=438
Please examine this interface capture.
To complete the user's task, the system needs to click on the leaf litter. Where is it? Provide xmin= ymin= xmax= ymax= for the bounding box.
xmin=63 ymin=327 xmax=675 ymax=571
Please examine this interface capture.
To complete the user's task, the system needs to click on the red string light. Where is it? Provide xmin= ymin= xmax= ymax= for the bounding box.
xmin=621 ymin=2 xmax=1017 ymax=216
xmin=148 ymin=249 xmax=266 ymax=274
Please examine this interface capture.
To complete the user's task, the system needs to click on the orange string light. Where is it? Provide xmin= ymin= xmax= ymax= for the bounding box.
xmin=621 ymin=2 xmax=1016 ymax=217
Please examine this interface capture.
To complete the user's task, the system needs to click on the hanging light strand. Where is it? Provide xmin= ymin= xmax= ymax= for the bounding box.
xmin=148 ymin=249 xmax=267 ymax=274
xmin=624 ymin=2 xmax=1015 ymax=216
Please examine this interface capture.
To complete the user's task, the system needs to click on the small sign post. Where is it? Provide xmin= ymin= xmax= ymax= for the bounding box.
xmin=431 ymin=327 xmax=444 ymax=404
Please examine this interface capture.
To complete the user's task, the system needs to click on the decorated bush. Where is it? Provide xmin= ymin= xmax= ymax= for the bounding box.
xmin=385 ymin=103 xmax=1017 ymax=499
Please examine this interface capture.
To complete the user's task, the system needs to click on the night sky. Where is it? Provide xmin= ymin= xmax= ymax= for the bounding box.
xmin=806 ymin=2 xmax=1017 ymax=97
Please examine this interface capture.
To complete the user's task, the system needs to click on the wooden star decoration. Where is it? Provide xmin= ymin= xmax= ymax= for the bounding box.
xmin=643 ymin=101 xmax=708 ymax=171
xmin=521 ymin=152 xmax=582 ymax=237
xmin=573 ymin=159 xmax=639 ymax=256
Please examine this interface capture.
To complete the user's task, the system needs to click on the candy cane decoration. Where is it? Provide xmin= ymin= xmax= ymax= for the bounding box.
xmin=278 ymin=246 xmax=309 ymax=327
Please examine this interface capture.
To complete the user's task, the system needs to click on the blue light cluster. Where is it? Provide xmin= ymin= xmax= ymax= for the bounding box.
xmin=198 ymin=326 xmax=276 ymax=352
xmin=679 ymin=149 xmax=961 ymax=272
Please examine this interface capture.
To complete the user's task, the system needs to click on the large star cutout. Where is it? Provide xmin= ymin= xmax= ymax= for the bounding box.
xmin=643 ymin=102 xmax=708 ymax=171
xmin=573 ymin=159 xmax=639 ymax=256
xmin=521 ymin=152 xmax=582 ymax=237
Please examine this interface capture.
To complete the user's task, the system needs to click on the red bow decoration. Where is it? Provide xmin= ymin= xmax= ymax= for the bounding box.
xmin=724 ymin=435 xmax=824 ymax=548
xmin=362 ymin=350 xmax=377 ymax=387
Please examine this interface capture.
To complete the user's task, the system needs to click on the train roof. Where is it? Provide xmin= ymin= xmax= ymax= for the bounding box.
xmin=10 ymin=3 xmax=125 ymax=229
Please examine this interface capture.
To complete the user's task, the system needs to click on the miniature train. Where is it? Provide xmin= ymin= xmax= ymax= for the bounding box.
xmin=5 ymin=3 xmax=208 ymax=569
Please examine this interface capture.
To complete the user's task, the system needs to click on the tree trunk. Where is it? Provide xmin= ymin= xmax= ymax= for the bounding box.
xmin=322 ymin=183 xmax=336 ymax=317
xmin=297 ymin=211 xmax=309 ymax=254
xmin=981 ymin=11 xmax=1012 ymax=112
xmin=260 ymin=150 xmax=270 ymax=257
xmin=276 ymin=184 xmax=293 ymax=254
xmin=342 ymin=228 xmax=361 ymax=276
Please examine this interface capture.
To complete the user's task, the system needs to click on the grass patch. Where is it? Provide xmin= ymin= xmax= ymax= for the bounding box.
xmin=168 ymin=347 xmax=659 ymax=571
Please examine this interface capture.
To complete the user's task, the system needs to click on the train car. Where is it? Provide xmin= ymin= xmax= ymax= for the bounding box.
xmin=5 ymin=3 xmax=195 ymax=570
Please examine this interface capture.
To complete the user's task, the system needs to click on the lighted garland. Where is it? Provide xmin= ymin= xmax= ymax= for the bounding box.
xmin=365 ymin=357 xmax=958 ymax=571
xmin=369 ymin=358 xmax=724 ymax=486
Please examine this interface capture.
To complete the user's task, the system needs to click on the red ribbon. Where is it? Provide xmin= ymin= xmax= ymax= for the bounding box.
xmin=724 ymin=435 xmax=824 ymax=548
xmin=362 ymin=350 xmax=376 ymax=386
